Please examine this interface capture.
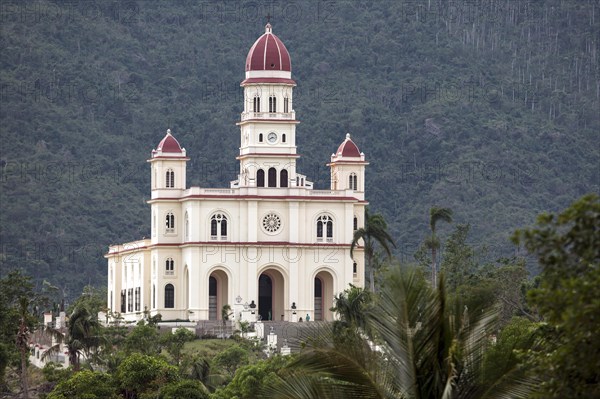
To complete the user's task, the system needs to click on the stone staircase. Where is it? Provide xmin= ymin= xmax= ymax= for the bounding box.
xmin=258 ymin=321 xmax=330 ymax=352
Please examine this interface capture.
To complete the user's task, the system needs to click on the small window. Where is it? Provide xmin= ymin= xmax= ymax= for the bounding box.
xmin=353 ymin=262 xmax=357 ymax=274
xmin=268 ymin=167 xmax=277 ymax=187
xmin=165 ymin=258 xmax=174 ymax=275
xmin=259 ymin=133 xmax=263 ymax=143
xmin=128 ymin=288 xmax=133 ymax=312
xmin=120 ymin=290 xmax=126 ymax=313
xmin=280 ymin=169 xmax=288 ymax=188
xmin=210 ymin=214 xmax=228 ymax=240
xmin=253 ymin=96 xmax=260 ymax=112
xmin=185 ymin=212 xmax=189 ymax=240
xmin=349 ymin=173 xmax=358 ymax=190
xmin=282 ymin=134 xmax=286 ymax=143
xmin=317 ymin=215 xmax=334 ymax=242
xmin=135 ymin=287 xmax=140 ymax=312
xmin=284 ymin=97 xmax=289 ymax=113
xmin=164 ymin=284 xmax=174 ymax=308
xmin=269 ymin=96 xmax=277 ymax=113
xmin=353 ymin=216 xmax=358 ymax=231
xmin=257 ymin=169 xmax=265 ymax=187
xmin=166 ymin=213 xmax=175 ymax=232
xmin=152 ymin=285 xmax=156 ymax=309
xmin=166 ymin=169 xmax=175 ymax=188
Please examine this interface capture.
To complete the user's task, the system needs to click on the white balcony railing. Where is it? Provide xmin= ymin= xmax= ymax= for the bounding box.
xmin=240 ymin=111 xmax=295 ymax=121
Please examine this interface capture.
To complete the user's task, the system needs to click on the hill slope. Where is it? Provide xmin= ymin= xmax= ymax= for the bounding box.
xmin=1 ymin=0 xmax=598 ymax=299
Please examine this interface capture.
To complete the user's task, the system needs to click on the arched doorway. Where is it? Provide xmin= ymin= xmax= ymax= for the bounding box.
xmin=208 ymin=270 xmax=229 ymax=320
xmin=258 ymin=269 xmax=285 ymax=321
xmin=314 ymin=270 xmax=334 ymax=321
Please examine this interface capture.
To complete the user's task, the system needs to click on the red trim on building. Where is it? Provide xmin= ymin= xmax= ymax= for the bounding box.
xmin=106 ymin=241 xmax=360 ymax=256
xmin=237 ymin=153 xmax=300 ymax=159
xmin=241 ymin=78 xmax=296 ymax=85
xmin=149 ymin=194 xmax=363 ymax=202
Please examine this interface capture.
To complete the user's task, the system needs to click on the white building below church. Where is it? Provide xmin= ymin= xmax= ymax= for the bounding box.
xmin=105 ymin=23 xmax=368 ymax=323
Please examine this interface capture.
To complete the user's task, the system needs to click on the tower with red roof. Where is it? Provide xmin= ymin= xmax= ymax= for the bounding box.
xmin=106 ymin=23 xmax=368 ymax=326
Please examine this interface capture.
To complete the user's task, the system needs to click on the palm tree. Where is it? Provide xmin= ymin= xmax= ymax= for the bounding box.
xmin=268 ymin=267 xmax=536 ymax=398
xmin=351 ymin=208 xmax=396 ymax=292
xmin=15 ymin=298 xmax=30 ymax=399
xmin=65 ymin=304 xmax=103 ymax=370
xmin=426 ymin=207 xmax=453 ymax=287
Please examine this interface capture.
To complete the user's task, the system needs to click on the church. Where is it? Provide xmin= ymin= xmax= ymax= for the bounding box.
xmin=105 ymin=23 xmax=368 ymax=324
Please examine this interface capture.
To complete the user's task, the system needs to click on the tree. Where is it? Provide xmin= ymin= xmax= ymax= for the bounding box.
xmin=212 ymin=356 xmax=291 ymax=399
xmin=330 ymin=284 xmax=373 ymax=334
xmin=268 ymin=266 xmax=535 ymax=398
xmin=213 ymin=344 xmax=249 ymax=378
xmin=123 ymin=320 xmax=161 ymax=355
xmin=440 ymin=223 xmax=477 ymax=291
xmin=65 ymin=304 xmax=104 ymax=371
xmin=0 ymin=271 xmax=43 ymax=397
xmin=512 ymin=193 xmax=600 ymax=398
xmin=161 ymin=328 xmax=196 ymax=366
xmin=425 ymin=206 xmax=453 ymax=287
xmin=115 ymin=353 xmax=179 ymax=399
xmin=158 ymin=379 xmax=210 ymax=399
xmin=46 ymin=370 xmax=119 ymax=399
xmin=351 ymin=207 xmax=396 ymax=292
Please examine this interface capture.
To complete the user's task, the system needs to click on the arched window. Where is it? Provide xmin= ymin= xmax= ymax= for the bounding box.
xmin=349 ymin=173 xmax=357 ymax=190
xmin=317 ymin=215 xmax=334 ymax=242
xmin=152 ymin=285 xmax=156 ymax=309
xmin=353 ymin=216 xmax=358 ymax=231
xmin=284 ymin=97 xmax=289 ymax=113
xmin=185 ymin=212 xmax=189 ymax=240
xmin=253 ymin=96 xmax=260 ymax=112
xmin=166 ymin=212 xmax=175 ymax=232
xmin=210 ymin=214 xmax=228 ymax=240
xmin=268 ymin=167 xmax=277 ymax=187
xmin=269 ymin=96 xmax=276 ymax=113
xmin=282 ymin=133 xmax=286 ymax=143
xmin=165 ymin=258 xmax=174 ymax=275
xmin=280 ymin=169 xmax=288 ymax=187
xmin=258 ymin=133 xmax=263 ymax=142
xmin=120 ymin=290 xmax=126 ymax=313
xmin=257 ymin=169 xmax=265 ymax=187
xmin=166 ymin=169 xmax=175 ymax=188
xmin=164 ymin=284 xmax=174 ymax=308
xmin=353 ymin=262 xmax=358 ymax=274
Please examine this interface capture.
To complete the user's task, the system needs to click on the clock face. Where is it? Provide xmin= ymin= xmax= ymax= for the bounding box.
xmin=267 ymin=132 xmax=277 ymax=143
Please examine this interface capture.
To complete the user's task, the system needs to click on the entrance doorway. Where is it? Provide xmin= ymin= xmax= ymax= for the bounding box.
xmin=258 ymin=269 xmax=285 ymax=321
xmin=208 ymin=270 xmax=228 ymax=320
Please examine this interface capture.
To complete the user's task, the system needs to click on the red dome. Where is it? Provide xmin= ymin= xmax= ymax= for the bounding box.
xmin=156 ymin=129 xmax=182 ymax=153
xmin=245 ymin=23 xmax=291 ymax=72
xmin=336 ymin=134 xmax=361 ymax=158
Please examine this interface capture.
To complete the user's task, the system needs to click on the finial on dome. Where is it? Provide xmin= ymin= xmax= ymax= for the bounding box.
xmin=346 ymin=133 xmax=351 ymax=140
xmin=265 ymin=13 xmax=272 ymax=33
xmin=167 ymin=128 xmax=172 ymax=135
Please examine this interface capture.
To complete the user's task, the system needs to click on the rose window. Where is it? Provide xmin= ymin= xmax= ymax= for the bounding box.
xmin=262 ymin=213 xmax=282 ymax=233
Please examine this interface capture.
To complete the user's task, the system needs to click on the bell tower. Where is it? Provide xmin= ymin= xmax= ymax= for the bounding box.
xmin=235 ymin=23 xmax=300 ymax=189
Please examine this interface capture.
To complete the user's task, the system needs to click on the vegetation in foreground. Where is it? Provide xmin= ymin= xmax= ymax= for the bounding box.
xmin=0 ymin=194 xmax=598 ymax=398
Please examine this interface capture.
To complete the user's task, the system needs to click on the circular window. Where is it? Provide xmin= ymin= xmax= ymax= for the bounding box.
xmin=262 ymin=213 xmax=282 ymax=234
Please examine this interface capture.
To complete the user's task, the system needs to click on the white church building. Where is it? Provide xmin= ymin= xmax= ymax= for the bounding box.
xmin=105 ymin=23 xmax=368 ymax=323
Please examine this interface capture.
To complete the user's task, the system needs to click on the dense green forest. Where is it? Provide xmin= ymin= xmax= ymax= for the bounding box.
xmin=1 ymin=194 xmax=598 ymax=398
xmin=1 ymin=0 xmax=598 ymax=298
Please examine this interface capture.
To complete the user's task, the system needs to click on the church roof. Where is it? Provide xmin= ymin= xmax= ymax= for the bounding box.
xmin=150 ymin=129 xmax=187 ymax=159
xmin=242 ymin=23 xmax=295 ymax=85
xmin=335 ymin=134 xmax=362 ymax=158
xmin=245 ymin=23 xmax=291 ymax=72
xmin=156 ymin=129 xmax=183 ymax=153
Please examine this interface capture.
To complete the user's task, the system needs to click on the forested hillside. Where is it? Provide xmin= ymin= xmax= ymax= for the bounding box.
xmin=1 ymin=0 xmax=598 ymax=300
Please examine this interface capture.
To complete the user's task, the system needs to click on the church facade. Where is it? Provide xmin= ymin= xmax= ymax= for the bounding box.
xmin=105 ymin=23 xmax=368 ymax=323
